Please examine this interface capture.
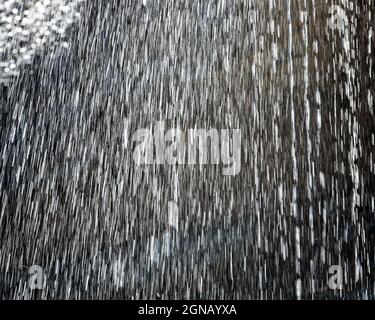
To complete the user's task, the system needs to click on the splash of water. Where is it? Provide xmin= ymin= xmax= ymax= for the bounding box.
xmin=0 ymin=0 xmax=85 ymax=82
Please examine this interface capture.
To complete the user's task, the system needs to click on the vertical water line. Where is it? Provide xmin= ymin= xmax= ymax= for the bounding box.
xmin=287 ymin=0 xmax=300 ymax=299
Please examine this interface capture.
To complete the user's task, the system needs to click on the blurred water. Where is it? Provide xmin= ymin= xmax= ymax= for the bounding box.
xmin=0 ymin=0 xmax=374 ymax=299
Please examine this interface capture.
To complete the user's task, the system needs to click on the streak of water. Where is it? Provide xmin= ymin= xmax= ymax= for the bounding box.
xmin=0 ymin=0 xmax=374 ymax=300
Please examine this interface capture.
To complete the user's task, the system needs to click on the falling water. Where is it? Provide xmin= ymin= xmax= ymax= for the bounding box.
xmin=0 ymin=0 xmax=374 ymax=299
